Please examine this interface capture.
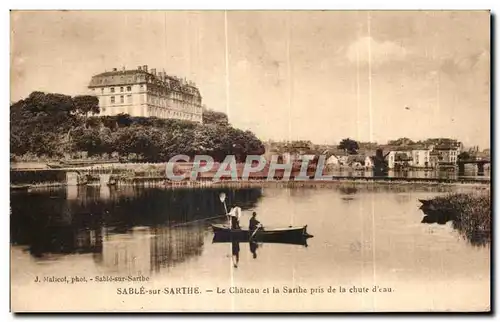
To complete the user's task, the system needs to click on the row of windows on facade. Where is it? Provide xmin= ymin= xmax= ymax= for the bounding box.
xmin=148 ymin=99 xmax=202 ymax=114
xmin=106 ymin=94 xmax=201 ymax=112
xmin=140 ymin=88 xmax=200 ymax=103
xmin=109 ymin=95 xmax=132 ymax=104
xmin=414 ymin=158 xmax=430 ymax=165
xmin=95 ymin=86 xmax=135 ymax=94
xmin=146 ymin=108 xmax=202 ymax=120
xmin=101 ymin=106 xmax=201 ymax=121
xmin=94 ymin=85 xmax=199 ymax=101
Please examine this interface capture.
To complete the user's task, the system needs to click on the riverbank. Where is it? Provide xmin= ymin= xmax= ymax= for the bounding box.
xmin=15 ymin=177 xmax=490 ymax=194
xmin=420 ymin=192 xmax=491 ymax=246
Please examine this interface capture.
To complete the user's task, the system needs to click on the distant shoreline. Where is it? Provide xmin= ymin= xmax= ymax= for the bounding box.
xmin=11 ymin=176 xmax=490 ymax=193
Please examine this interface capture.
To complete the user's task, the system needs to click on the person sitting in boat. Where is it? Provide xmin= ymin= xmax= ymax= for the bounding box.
xmin=249 ymin=212 xmax=262 ymax=231
xmin=228 ymin=206 xmax=241 ymax=230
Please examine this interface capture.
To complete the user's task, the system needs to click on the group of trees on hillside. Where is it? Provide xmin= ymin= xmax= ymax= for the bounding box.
xmin=11 ymin=91 xmax=471 ymax=164
xmin=10 ymin=92 xmax=265 ymax=162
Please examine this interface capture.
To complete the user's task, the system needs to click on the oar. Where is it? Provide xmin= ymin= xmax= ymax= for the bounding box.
xmin=250 ymin=224 xmax=262 ymax=240
xmin=171 ymin=214 xmax=226 ymax=227
xmin=219 ymin=192 xmax=228 ymax=214
xmin=219 ymin=192 xmax=231 ymax=227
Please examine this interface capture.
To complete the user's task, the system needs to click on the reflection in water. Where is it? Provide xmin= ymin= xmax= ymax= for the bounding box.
xmin=339 ymin=186 xmax=358 ymax=195
xmin=250 ymin=241 xmax=258 ymax=259
xmin=95 ymin=226 xmax=207 ymax=275
xmin=10 ymin=186 xmax=262 ymax=273
xmin=418 ymin=198 xmax=490 ymax=247
xmin=326 ymin=168 xmax=490 ymax=180
xmin=150 ymin=226 xmax=205 ymax=272
xmin=10 ymin=185 xmax=490 ymax=311
xmin=232 ymin=241 xmax=240 ymax=268
xmin=100 ymin=228 xmax=152 ymax=275
xmin=420 ymin=206 xmax=453 ymax=225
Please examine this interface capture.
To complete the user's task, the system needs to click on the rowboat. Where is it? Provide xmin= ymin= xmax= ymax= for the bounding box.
xmin=211 ymin=224 xmax=313 ymax=243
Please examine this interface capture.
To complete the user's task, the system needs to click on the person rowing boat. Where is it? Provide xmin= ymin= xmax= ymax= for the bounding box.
xmin=249 ymin=211 xmax=264 ymax=240
xmin=249 ymin=212 xmax=263 ymax=231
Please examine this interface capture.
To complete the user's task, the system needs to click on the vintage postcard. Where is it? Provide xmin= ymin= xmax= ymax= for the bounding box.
xmin=10 ymin=10 xmax=490 ymax=312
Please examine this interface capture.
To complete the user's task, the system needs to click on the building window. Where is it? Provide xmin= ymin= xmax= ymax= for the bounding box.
xmin=127 ymin=95 xmax=132 ymax=103
xmin=102 ymin=108 xmax=106 ymax=112
xmin=101 ymin=88 xmax=104 ymax=94
xmin=120 ymin=95 xmax=124 ymax=103
xmin=140 ymin=84 xmax=144 ymax=90
xmin=110 ymin=87 xmax=115 ymax=93
xmin=110 ymin=96 xmax=115 ymax=104
xmin=120 ymin=87 xmax=124 ymax=92
xmin=127 ymin=86 xmax=132 ymax=91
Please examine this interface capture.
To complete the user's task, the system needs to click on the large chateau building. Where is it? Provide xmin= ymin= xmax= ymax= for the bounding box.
xmin=88 ymin=65 xmax=203 ymax=123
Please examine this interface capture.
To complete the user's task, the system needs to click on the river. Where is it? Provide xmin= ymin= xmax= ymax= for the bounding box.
xmin=10 ymin=184 xmax=490 ymax=312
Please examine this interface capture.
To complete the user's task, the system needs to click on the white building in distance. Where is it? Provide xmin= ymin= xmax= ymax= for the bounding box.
xmin=88 ymin=65 xmax=203 ymax=123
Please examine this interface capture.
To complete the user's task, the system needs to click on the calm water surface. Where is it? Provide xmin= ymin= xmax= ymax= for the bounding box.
xmin=11 ymin=185 xmax=490 ymax=312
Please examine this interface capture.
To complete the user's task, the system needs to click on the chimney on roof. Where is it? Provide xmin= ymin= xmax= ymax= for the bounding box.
xmin=143 ymin=65 xmax=148 ymax=72
xmin=112 ymin=68 xmax=117 ymax=72
xmin=138 ymin=66 xmax=142 ymax=71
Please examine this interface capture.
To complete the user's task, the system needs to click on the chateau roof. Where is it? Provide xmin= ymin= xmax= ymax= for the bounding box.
xmin=89 ymin=70 xmax=147 ymax=87
xmin=88 ymin=68 xmax=201 ymax=97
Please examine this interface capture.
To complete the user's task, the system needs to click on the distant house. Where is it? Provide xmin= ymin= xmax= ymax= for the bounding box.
xmin=347 ymin=155 xmax=363 ymax=168
xmin=365 ymin=156 xmax=374 ymax=168
xmin=326 ymin=149 xmax=349 ymax=165
xmin=394 ymin=152 xmax=413 ymax=170
xmin=325 ymin=154 xmax=340 ymax=166
xmin=476 ymin=149 xmax=491 ymax=161
xmin=411 ymin=148 xmax=431 ymax=168
xmin=433 ymin=143 xmax=461 ymax=164
xmin=386 ymin=147 xmax=412 ymax=169
xmin=346 ymin=155 xmax=372 ymax=169
xmin=429 ymin=151 xmax=440 ymax=168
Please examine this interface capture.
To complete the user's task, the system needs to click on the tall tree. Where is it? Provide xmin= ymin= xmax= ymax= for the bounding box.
xmin=338 ymin=138 xmax=359 ymax=155
xmin=10 ymin=91 xmax=99 ymax=157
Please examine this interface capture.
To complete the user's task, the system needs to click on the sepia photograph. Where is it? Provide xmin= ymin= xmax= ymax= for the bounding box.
xmin=9 ymin=10 xmax=491 ymax=312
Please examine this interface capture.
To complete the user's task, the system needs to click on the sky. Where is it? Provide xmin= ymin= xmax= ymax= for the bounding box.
xmin=10 ymin=11 xmax=491 ymax=148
